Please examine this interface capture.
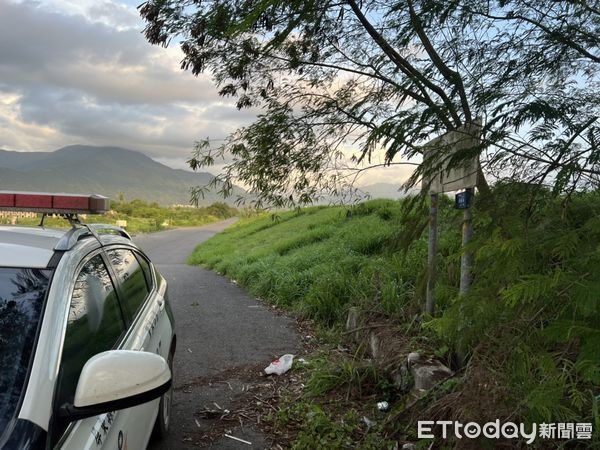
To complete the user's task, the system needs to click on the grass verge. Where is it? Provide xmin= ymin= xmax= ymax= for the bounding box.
xmin=190 ymin=187 xmax=600 ymax=448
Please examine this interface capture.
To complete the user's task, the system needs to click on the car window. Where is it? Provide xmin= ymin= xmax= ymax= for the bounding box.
xmin=0 ymin=268 xmax=50 ymax=432
xmin=107 ymin=249 xmax=149 ymax=317
xmin=56 ymin=255 xmax=125 ymax=413
xmin=135 ymin=252 xmax=154 ymax=291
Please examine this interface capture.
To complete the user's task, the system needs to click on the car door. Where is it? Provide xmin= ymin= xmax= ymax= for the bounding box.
xmin=50 ymin=252 xmax=130 ymax=450
xmin=105 ymin=247 xmax=172 ymax=447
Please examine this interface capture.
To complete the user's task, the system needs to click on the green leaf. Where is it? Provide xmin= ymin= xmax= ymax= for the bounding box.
xmin=501 ymin=274 xmax=559 ymax=307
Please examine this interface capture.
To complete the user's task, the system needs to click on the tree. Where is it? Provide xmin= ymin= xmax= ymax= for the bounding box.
xmin=140 ymin=0 xmax=600 ymax=207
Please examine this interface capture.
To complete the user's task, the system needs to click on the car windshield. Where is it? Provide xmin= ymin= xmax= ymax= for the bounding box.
xmin=0 ymin=268 xmax=50 ymax=430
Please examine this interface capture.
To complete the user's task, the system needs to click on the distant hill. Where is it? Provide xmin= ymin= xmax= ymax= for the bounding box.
xmin=359 ymin=183 xmax=416 ymax=199
xmin=0 ymin=145 xmax=245 ymax=206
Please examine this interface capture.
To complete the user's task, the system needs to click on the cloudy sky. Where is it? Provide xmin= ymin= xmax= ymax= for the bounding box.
xmin=0 ymin=0 xmax=413 ymax=186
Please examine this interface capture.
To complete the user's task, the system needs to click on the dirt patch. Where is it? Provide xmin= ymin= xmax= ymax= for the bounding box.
xmin=180 ymin=364 xmax=307 ymax=448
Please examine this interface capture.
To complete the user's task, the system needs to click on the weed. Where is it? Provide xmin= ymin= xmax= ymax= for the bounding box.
xmin=306 ymin=352 xmax=384 ymax=400
xmin=273 ymin=395 xmax=396 ymax=449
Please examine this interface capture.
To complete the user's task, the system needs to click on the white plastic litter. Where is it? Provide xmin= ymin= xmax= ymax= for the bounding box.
xmin=264 ymin=354 xmax=294 ymax=375
xmin=362 ymin=416 xmax=376 ymax=428
xmin=377 ymin=401 xmax=389 ymax=411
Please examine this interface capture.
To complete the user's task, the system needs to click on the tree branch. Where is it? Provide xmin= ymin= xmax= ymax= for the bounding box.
xmin=472 ymin=9 xmax=600 ymax=64
xmin=345 ymin=0 xmax=461 ymax=128
xmin=407 ymin=0 xmax=472 ymax=122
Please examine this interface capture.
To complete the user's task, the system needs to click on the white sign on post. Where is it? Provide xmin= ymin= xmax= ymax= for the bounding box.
xmin=421 ymin=122 xmax=481 ymax=194
xmin=421 ymin=121 xmax=482 ymax=315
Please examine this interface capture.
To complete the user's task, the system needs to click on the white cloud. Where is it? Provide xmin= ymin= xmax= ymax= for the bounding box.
xmin=0 ymin=91 xmax=62 ymax=150
xmin=0 ymin=0 xmax=252 ymax=161
xmin=19 ymin=0 xmax=140 ymax=29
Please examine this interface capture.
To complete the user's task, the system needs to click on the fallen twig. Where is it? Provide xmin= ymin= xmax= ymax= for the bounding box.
xmin=224 ymin=434 xmax=252 ymax=445
xmin=214 ymin=380 xmax=234 ymax=390
xmin=254 ymin=395 xmax=279 ymax=412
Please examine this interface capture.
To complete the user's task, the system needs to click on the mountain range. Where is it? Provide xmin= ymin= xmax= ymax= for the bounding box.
xmin=0 ymin=145 xmax=409 ymax=206
xmin=0 ymin=145 xmax=243 ymax=206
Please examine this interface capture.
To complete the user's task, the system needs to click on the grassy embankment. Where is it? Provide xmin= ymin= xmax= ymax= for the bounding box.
xmin=2 ymin=199 xmax=239 ymax=234
xmin=190 ymin=186 xmax=600 ymax=448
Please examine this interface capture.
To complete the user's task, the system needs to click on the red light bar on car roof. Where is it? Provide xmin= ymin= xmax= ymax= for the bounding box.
xmin=0 ymin=191 xmax=109 ymax=214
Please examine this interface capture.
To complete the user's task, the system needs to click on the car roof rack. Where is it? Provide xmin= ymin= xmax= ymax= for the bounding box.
xmin=55 ymin=224 xmax=132 ymax=251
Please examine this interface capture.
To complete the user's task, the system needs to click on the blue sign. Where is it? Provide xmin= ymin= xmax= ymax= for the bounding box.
xmin=455 ymin=191 xmax=472 ymax=209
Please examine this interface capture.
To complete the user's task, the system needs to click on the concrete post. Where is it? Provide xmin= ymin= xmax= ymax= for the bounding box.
xmin=459 ymin=188 xmax=474 ymax=295
xmin=426 ymin=193 xmax=438 ymax=315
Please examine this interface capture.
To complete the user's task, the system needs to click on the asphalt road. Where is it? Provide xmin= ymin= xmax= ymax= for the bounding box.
xmin=135 ymin=220 xmax=301 ymax=449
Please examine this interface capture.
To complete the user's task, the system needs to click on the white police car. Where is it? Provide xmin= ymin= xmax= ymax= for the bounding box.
xmin=0 ymin=192 xmax=176 ymax=450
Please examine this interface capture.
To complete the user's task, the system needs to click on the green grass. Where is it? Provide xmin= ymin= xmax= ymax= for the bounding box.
xmin=189 ymin=200 xmax=430 ymax=325
xmin=190 ymin=197 xmax=461 ymax=328
xmin=272 ymin=401 xmax=397 ymax=450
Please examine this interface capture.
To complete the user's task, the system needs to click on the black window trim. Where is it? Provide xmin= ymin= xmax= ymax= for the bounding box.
xmin=104 ymin=245 xmax=155 ymax=325
xmin=133 ymin=250 xmax=155 ymax=293
xmin=98 ymin=250 xmax=129 ymax=330
xmin=101 ymin=247 xmax=134 ymax=326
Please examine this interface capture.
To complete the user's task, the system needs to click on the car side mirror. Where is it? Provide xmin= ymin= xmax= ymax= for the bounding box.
xmin=59 ymin=350 xmax=171 ymax=421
